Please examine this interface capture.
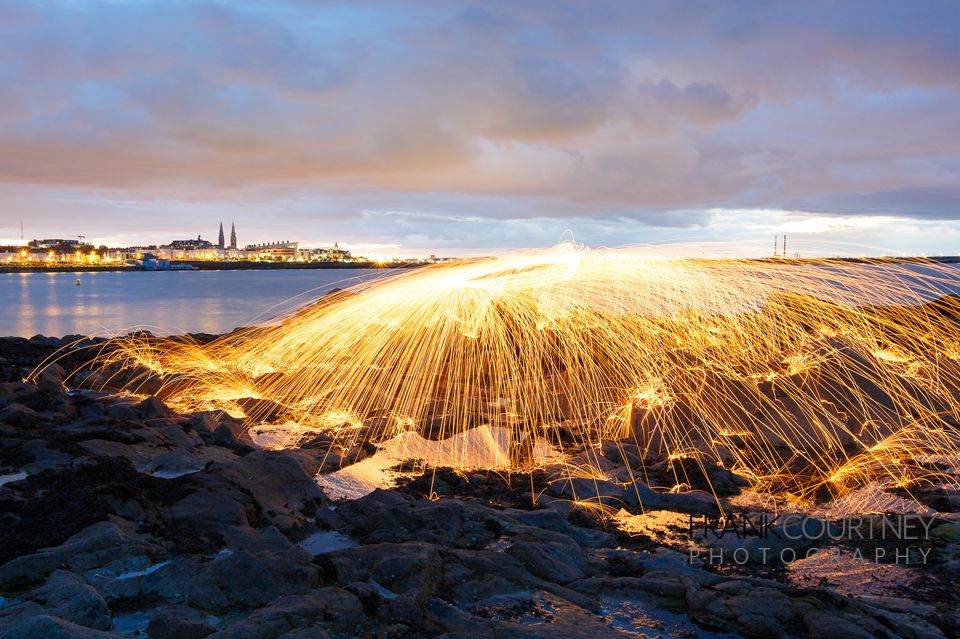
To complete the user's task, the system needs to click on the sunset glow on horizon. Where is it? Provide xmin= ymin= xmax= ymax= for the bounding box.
xmin=1 ymin=1 xmax=959 ymax=256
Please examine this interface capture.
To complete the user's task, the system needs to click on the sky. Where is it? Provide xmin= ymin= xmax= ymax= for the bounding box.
xmin=0 ymin=1 xmax=959 ymax=258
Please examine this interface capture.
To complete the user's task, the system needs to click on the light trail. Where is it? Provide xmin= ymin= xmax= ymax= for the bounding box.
xmin=40 ymin=244 xmax=960 ymax=501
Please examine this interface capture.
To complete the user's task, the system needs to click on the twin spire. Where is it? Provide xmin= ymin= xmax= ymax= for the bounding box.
xmin=218 ymin=222 xmax=238 ymax=250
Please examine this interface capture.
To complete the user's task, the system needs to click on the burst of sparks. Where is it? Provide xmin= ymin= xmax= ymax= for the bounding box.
xmin=40 ymin=243 xmax=960 ymax=499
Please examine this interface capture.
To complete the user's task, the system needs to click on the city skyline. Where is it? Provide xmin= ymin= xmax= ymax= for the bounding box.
xmin=1 ymin=1 xmax=959 ymax=257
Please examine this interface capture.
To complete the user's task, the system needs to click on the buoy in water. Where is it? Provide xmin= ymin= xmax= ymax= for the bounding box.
xmin=75 ymin=278 xmax=81 ymax=286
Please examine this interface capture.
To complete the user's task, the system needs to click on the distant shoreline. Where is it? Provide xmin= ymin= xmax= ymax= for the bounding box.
xmin=2 ymin=255 xmax=960 ymax=274
xmin=0 ymin=261 xmax=423 ymax=274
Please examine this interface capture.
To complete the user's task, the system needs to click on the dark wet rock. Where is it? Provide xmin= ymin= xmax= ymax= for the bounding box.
xmin=170 ymin=489 xmax=250 ymax=530
xmin=208 ymin=450 xmax=326 ymax=529
xmin=34 ymin=363 xmax=66 ymax=394
xmin=620 ymin=479 xmax=722 ymax=514
xmin=694 ymin=516 xmax=833 ymax=563
xmin=0 ymin=517 xmax=155 ymax=589
xmin=0 ymin=402 xmax=46 ymax=429
xmin=140 ymin=557 xmax=211 ymax=606
xmin=1 ymin=337 xmax=957 ymax=639
xmin=104 ymin=401 xmax=139 ymax=422
xmin=73 ymin=370 xmax=107 ymax=389
xmin=506 ymin=540 xmax=586 ymax=584
xmin=221 ymin=525 xmax=304 ymax=557
xmin=334 ymin=489 xmax=466 ymax=545
xmin=322 ymin=542 xmax=441 ymax=601
xmin=802 ymin=610 xmax=880 ymax=639
xmin=146 ymin=606 xmax=215 ymax=639
xmin=141 ymin=548 xmax=319 ymax=612
xmin=0 ymin=381 xmax=35 ymax=398
xmin=0 ymin=613 xmax=119 ymax=639
xmin=647 ymin=456 xmax=750 ymax=497
xmin=28 ymin=335 xmax=64 ymax=348
xmin=83 ymin=555 xmax=168 ymax=602
xmin=25 ymin=569 xmax=112 ymax=630
xmin=206 ymin=590 xmax=364 ymax=638
xmin=547 ymin=477 xmax=624 ymax=504
xmin=859 ymin=603 xmax=948 ymax=639
xmin=136 ymin=396 xmax=176 ymax=420
xmin=212 ymin=419 xmax=255 ymax=448
xmin=187 ymin=412 xmax=225 ymax=440
xmin=234 ymin=397 xmax=290 ymax=424
xmin=206 ymin=550 xmax=319 ymax=609
xmin=503 ymin=507 xmax=615 ymax=548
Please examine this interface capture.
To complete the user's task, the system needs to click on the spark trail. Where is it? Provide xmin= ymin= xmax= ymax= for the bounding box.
xmin=46 ymin=244 xmax=960 ymax=500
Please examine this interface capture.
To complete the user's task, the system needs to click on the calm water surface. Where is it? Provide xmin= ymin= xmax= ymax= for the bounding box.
xmin=5 ymin=263 xmax=960 ymax=339
xmin=2 ymin=269 xmax=393 ymax=337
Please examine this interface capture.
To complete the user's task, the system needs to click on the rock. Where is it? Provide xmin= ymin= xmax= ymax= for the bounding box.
xmin=322 ymin=542 xmax=441 ymax=600
xmin=83 ymin=555 xmax=164 ymax=602
xmin=276 ymin=630 xmax=333 ymax=639
xmin=547 ymin=477 xmax=625 ymax=504
xmin=301 ymin=433 xmax=337 ymax=451
xmin=0 ymin=381 xmax=34 ymax=397
xmin=187 ymin=412 xmax=221 ymax=439
xmin=73 ymin=370 xmax=106 ymax=389
xmin=651 ymin=456 xmax=750 ymax=497
xmin=0 ymin=549 xmax=64 ymax=590
xmin=0 ymin=518 xmax=153 ymax=589
xmin=28 ymin=335 xmax=63 ymax=348
xmin=209 ymin=451 xmax=326 ymax=529
xmin=141 ymin=558 xmax=214 ymax=608
xmin=325 ymin=489 xmax=486 ymax=546
xmin=34 ymin=364 xmax=66 ymax=394
xmin=695 ymin=516 xmax=833 ymax=563
xmin=136 ymin=396 xmax=176 ymax=419
xmin=205 ymin=550 xmax=319 ymax=609
xmin=802 ymin=611 xmax=878 ymax=639
xmin=0 ymin=615 xmax=119 ymax=639
xmin=0 ymin=402 xmax=45 ymax=429
xmin=234 ymin=397 xmax=290 ymax=424
xmin=169 ymin=490 xmax=249 ymax=531
xmin=619 ymin=480 xmax=663 ymax=507
xmin=210 ymin=417 xmax=256 ymax=447
xmin=221 ymin=525 xmax=304 ymax=557
xmin=736 ymin=613 xmax=784 ymax=638
xmin=621 ymin=479 xmax=724 ymax=514
xmin=858 ymin=604 xmax=947 ymax=639
xmin=506 ymin=541 xmax=586 ymax=584
xmin=725 ymin=586 xmax=796 ymax=623
xmin=637 ymin=571 xmax=689 ymax=599
xmin=146 ymin=606 xmax=215 ymax=639
xmin=104 ymin=401 xmax=139 ymax=422
xmin=27 ymin=570 xmax=111 ymax=630
xmin=206 ymin=590 xmax=364 ymax=638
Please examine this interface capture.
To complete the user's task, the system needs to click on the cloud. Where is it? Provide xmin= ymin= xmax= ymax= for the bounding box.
xmin=0 ymin=0 xmax=958 ymax=250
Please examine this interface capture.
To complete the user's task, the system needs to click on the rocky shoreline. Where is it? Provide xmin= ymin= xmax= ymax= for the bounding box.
xmin=1 ymin=335 xmax=959 ymax=638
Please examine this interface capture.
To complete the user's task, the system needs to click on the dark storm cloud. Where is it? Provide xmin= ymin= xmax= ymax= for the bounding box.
xmin=0 ymin=0 xmax=959 ymax=246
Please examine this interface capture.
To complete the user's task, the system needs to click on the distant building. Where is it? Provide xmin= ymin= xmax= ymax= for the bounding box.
xmin=229 ymin=222 xmax=237 ymax=250
xmin=137 ymin=253 xmax=170 ymax=270
xmin=243 ymin=241 xmax=300 ymax=261
xmin=159 ymin=235 xmax=218 ymax=260
xmin=308 ymin=241 xmax=353 ymax=262
xmin=136 ymin=253 xmax=196 ymax=270
xmin=166 ymin=235 xmax=215 ymax=251
xmin=218 ymin=223 xmax=225 ymax=250
xmin=28 ymin=239 xmax=82 ymax=250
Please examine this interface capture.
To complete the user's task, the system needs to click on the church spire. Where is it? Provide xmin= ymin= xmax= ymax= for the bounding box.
xmin=229 ymin=222 xmax=237 ymax=250
xmin=218 ymin=222 xmax=225 ymax=249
